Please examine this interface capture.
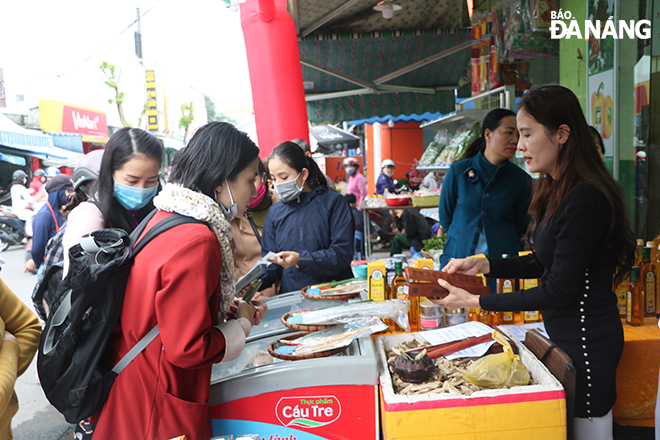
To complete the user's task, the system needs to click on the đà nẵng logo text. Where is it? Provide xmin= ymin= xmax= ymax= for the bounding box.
xmin=275 ymin=396 xmax=341 ymax=429
xmin=550 ymin=10 xmax=651 ymax=40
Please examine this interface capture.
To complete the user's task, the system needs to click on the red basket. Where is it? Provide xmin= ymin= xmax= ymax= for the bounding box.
xmin=385 ymin=197 xmax=411 ymax=206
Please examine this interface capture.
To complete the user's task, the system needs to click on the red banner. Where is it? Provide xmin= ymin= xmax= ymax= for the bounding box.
xmin=62 ymin=105 xmax=108 ymax=137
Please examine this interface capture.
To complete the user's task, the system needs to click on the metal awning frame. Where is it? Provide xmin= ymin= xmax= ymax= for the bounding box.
xmin=301 ymin=39 xmax=470 ymax=102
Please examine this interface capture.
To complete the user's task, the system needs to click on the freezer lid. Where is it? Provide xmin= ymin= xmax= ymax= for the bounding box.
xmin=210 ymin=336 xmax=378 ymax=406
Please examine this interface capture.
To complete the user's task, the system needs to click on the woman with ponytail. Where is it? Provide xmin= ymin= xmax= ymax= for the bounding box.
xmin=438 ymin=108 xmax=532 ymax=267
xmin=259 ymin=141 xmax=354 ymax=293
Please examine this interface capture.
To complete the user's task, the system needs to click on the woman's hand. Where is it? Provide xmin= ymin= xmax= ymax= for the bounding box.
xmin=442 ymin=257 xmax=489 ymax=276
xmin=430 ymin=279 xmax=480 ymax=309
xmin=3 ymin=330 xmax=18 ymax=345
xmin=24 ymin=259 xmax=37 ymax=273
xmin=251 ymin=300 xmax=268 ymax=326
xmin=236 ymin=300 xmax=256 ymax=323
xmin=268 ymin=251 xmax=300 ymax=269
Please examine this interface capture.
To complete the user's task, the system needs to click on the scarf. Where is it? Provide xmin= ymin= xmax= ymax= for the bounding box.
xmin=153 ymin=183 xmax=235 ymax=313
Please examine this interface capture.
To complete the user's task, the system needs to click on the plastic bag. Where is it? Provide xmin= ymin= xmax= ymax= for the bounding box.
xmin=463 ymin=331 xmax=530 ymax=388
xmin=291 ymin=299 xmax=411 ymax=332
xmin=283 ymin=317 xmax=388 ymax=355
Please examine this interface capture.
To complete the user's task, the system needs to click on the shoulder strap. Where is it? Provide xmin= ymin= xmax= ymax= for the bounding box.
xmin=112 ymin=324 xmax=159 ymax=374
xmin=130 ymin=211 xmax=206 ymax=255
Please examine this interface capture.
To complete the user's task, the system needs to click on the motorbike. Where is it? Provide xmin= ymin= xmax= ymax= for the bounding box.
xmin=0 ymin=206 xmax=27 ymax=252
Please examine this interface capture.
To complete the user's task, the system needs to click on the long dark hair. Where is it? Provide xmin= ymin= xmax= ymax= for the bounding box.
xmin=459 ymin=108 xmax=516 ymax=161
xmin=520 ymin=86 xmax=635 ymax=285
xmin=270 ymin=141 xmax=328 ymax=189
xmin=169 ymin=122 xmax=259 ymax=199
xmin=94 ymin=127 xmax=163 ymax=232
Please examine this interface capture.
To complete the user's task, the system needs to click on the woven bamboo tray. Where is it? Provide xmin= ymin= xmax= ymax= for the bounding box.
xmin=268 ymin=332 xmax=348 ymax=361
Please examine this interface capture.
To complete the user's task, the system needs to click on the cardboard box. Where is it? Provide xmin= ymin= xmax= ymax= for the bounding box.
xmin=376 ymin=330 xmax=567 ymax=439
xmin=412 ymin=195 xmax=440 ymax=208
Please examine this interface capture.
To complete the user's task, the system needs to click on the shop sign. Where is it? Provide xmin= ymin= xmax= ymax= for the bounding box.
xmin=146 ymin=70 xmax=158 ymax=132
xmin=39 ymin=100 xmax=108 ymax=137
xmin=62 ymin=105 xmax=107 ymax=136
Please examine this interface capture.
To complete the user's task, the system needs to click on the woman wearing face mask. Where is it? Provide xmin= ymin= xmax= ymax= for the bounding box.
xmin=230 ymin=158 xmax=279 ymax=300
xmin=62 ymin=127 xmax=163 ymax=275
xmin=89 ymin=122 xmax=266 ymax=440
xmin=376 ymin=159 xmax=397 ymax=195
xmin=435 ymin=87 xmax=636 ymax=440
xmin=343 ymin=157 xmax=367 ymax=206
xmin=259 ymin=142 xmax=354 ymax=293
xmin=438 ymin=108 xmax=532 ymax=268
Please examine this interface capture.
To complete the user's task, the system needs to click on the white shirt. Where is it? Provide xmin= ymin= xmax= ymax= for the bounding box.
xmin=10 ymin=184 xmax=34 ymax=221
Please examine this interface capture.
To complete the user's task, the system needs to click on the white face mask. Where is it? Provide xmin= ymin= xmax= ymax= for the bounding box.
xmin=274 ymin=172 xmax=304 ymax=202
xmin=346 ymin=167 xmax=357 ymax=176
xmin=216 ymin=183 xmax=238 ymax=221
xmin=383 ymin=168 xmax=394 ymax=177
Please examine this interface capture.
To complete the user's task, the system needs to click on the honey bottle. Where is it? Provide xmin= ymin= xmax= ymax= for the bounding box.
xmin=468 ymin=308 xmax=479 ymax=322
xmin=647 ymin=241 xmax=658 ymax=266
xmin=497 ymin=254 xmax=515 ymax=324
xmin=519 ymin=251 xmax=540 ymax=323
xmin=635 ymin=239 xmax=644 ymax=266
xmin=626 ymin=267 xmax=643 ymax=326
xmin=641 ymin=247 xmax=656 ymax=317
xmin=478 ymin=308 xmax=490 ymax=325
xmin=392 ymin=262 xmax=419 ymax=332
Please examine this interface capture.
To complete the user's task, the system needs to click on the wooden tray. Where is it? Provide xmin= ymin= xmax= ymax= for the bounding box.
xmin=404 ymin=267 xmax=490 ymax=296
xmin=268 ymin=332 xmax=348 ymax=361
xmin=281 ymin=309 xmax=334 ymax=332
xmin=301 ymin=285 xmax=360 ymax=301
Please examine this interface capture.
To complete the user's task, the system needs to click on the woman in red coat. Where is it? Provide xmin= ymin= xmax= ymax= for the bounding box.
xmin=90 ymin=122 xmax=267 ymax=440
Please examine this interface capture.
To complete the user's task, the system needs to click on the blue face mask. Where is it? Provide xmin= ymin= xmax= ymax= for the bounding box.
xmin=113 ymin=181 xmax=158 ymax=210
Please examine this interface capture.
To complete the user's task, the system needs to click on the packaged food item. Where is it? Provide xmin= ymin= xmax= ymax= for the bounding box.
xmin=368 ymin=260 xmax=387 ymax=301
xmin=419 ymin=301 xmax=444 ymax=331
xmin=444 ymin=308 xmax=468 ymax=327
xmin=464 ymin=331 xmax=530 ymax=388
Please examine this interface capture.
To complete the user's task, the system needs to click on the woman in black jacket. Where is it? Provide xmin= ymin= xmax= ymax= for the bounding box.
xmin=434 ymin=86 xmax=636 ymax=440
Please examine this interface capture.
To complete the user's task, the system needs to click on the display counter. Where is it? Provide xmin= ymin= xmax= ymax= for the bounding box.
xmin=613 ymin=317 xmax=660 ymax=427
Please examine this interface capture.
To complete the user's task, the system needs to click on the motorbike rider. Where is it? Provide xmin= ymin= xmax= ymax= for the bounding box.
xmin=29 ymin=169 xmax=46 ymax=195
xmin=9 ymin=170 xmax=35 ymax=222
xmin=32 ymin=167 xmax=60 ymax=203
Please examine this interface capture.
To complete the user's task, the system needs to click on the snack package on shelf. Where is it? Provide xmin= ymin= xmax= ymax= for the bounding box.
xmin=419 ymin=129 xmax=450 ymax=165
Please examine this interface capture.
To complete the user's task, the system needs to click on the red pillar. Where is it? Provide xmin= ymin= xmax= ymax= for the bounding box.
xmin=240 ymin=0 xmax=309 ymax=158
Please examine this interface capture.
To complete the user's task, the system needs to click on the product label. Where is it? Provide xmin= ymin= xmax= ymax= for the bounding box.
xmin=627 ymin=291 xmax=632 ymax=322
xmin=501 ymin=311 xmax=514 ymax=322
xmin=646 ymin=275 xmax=656 ymax=314
xmin=369 ymin=269 xmax=385 ymax=301
xmin=524 ymin=310 xmax=539 ymax=322
xmin=420 ymin=317 xmax=442 ymax=329
xmin=523 ymin=279 xmax=539 ymax=289
xmin=503 ymin=280 xmax=513 ymax=293
xmin=396 ymin=285 xmax=405 ymax=299
xmin=276 ymin=396 xmax=341 ymax=429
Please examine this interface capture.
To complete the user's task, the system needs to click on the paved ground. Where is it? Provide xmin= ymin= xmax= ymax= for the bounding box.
xmin=1 ymin=245 xmax=73 ymax=440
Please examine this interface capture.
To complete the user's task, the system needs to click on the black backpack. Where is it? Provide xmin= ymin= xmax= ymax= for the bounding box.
xmin=37 ymin=210 xmax=204 ymax=423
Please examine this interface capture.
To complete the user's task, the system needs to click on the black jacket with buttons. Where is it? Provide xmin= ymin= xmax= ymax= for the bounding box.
xmin=481 ymin=182 xmax=625 ymax=418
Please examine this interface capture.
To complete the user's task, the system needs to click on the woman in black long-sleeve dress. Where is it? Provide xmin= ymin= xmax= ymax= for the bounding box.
xmin=434 ymin=86 xmax=636 ymax=440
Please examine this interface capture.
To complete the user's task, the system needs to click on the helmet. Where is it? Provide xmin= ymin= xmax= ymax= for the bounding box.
xmin=45 ymin=174 xmax=74 ymax=193
xmin=12 ymin=170 xmax=27 ymax=181
xmin=45 ymin=167 xmax=60 ymax=178
xmin=342 ymin=157 xmax=359 ymax=167
xmin=381 ymin=159 xmax=395 ymax=169
xmin=73 ymin=150 xmax=104 ymax=191
xmin=34 ymin=169 xmax=45 ymax=177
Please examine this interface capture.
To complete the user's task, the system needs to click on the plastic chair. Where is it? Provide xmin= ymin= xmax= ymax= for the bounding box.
xmin=354 ymin=230 xmax=364 ymax=261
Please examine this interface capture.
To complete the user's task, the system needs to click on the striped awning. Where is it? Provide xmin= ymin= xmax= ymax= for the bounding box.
xmin=47 ymin=132 xmax=84 ymax=153
xmin=0 ymin=114 xmax=54 ymax=150
xmin=348 ymin=111 xmax=443 ymax=125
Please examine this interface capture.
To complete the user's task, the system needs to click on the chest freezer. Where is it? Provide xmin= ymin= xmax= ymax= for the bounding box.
xmin=210 ymin=334 xmax=379 ymax=440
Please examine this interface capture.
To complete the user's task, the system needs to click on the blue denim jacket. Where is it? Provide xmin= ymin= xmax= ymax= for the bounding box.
xmin=438 ymin=151 xmax=532 ymax=267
